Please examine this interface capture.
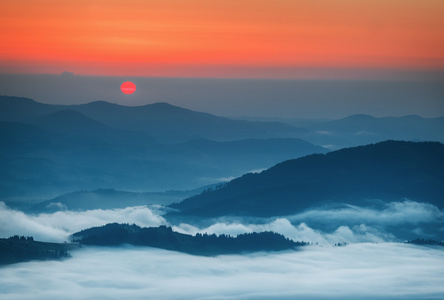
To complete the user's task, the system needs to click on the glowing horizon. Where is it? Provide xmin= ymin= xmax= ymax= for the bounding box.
xmin=1 ymin=0 xmax=443 ymax=79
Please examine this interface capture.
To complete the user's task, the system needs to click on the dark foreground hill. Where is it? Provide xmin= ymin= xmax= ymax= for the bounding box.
xmin=72 ymin=223 xmax=305 ymax=256
xmin=169 ymin=141 xmax=444 ymax=218
xmin=0 ymin=236 xmax=79 ymax=265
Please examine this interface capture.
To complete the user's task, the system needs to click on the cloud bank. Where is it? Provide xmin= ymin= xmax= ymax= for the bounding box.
xmin=173 ymin=200 xmax=444 ymax=244
xmin=1 ymin=200 xmax=443 ymax=244
xmin=0 ymin=243 xmax=443 ymax=299
xmin=174 ymin=218 xmax=395 ymax=245
xmin=0 ymin=202 xmax=166 ymax=242
xmin=290 ymin=200 xmax=444 ymax=226
xmin=1 ymin=200 xmax=443 ymax=299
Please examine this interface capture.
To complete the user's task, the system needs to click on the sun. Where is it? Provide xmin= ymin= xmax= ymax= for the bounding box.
xmin=121 ymin=81 xmax=136 ymax=94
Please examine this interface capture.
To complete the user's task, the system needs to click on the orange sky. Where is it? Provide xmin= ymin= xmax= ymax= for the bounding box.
xmin=1 ymin=0 xmax=443 ymax=78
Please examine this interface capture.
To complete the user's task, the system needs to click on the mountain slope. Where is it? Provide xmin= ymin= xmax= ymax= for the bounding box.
xmin=26 ymin=186 xmax=216 ymax=213
xmin=33 ymin=109 xmax=114 ymax=136
xmin=0 ymin=119 xmax=324 ymax=201
xmin=0 ymin=96 xmax=61 ymax=122
xmin=170 ymin=141 xmax=444 ymax=218
xmin=70 ymin=101 xmax=305 ymax=142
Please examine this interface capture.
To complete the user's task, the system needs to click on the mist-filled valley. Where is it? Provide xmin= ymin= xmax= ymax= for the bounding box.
xmin=2 ymin=243 xmax=444 ymax=300
xmin=1 ymin=95 xmax=444 ymax=299
xmin=1 ymin=196 xmax=444 ymax=299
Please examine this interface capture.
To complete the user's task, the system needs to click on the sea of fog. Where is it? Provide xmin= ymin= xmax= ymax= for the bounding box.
xmin=1 ymin=200 xmax=444 ymax=299
xmin=1 ymin=244 xmax=443 ymax=299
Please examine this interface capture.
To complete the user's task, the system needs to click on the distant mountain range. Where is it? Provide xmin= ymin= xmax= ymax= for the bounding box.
xmin=0 ymin=96 xmax=325 ymax=201
xmin=3 ymin=95 xmax=442 ymax=147
xmin=169 ymin=141 xmax=444 ymax=218
xmin=1 ymin=96 xmax=443 ymax=202
xmin=24 ymin=186 xmax=216 ymax=213
xmin=0 ymin=96 xmax=305 ymax=142
xmin=299 ymin=114 xmax=444 ymax=149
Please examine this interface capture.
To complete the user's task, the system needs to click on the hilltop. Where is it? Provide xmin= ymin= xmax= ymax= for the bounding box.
xmin=170 ymin=141 xmax=444 ymax=218
xmin=72 ymin=223 xmax=306 ymax=256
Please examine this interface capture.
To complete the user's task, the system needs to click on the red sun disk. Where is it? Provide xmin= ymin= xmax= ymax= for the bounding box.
xmin=121 ymin=81 xmax=136 ymax=94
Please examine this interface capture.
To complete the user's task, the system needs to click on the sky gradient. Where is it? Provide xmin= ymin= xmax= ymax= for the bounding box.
xmin=1 ymin=1 xmax=443 ymax=118
xmin=1 ymin=0 xmax=443 ymax=78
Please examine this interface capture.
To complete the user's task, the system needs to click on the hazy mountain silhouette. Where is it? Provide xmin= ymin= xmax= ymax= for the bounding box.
xmin=1 ymin=120 xmax=325 ymax=201
xmin=0 ymin=96 xmax=61 ymax=122
xmin=0 ymin=120 xmax=134 ymax=199
xmin=33 ymin=109 xmax=114 ymax=136
xmin=2 ymin=96 xmax=442 ymax=204
xmin=170 ymin=141 xmax=444 ymax=218
xmin=0 ymin=96 xmax=325 ymax=201
xmin=0 ymin=96 xmax=305 ymax=143
xmin=301 ymin=114 xmax=444 ymax=149
xmin=2 ymin=96 xmax=442 ymax=147
xmin=71 ymin=101 xmax=307 ymax=142
xmin=32 ymin=108 xmax=160 ymax=147
xmin=26 ymin=185 xmax=219 ymax=213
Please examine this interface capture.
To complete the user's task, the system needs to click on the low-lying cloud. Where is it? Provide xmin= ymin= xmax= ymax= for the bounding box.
xmin=0 ymin=202 xmax=166 ymax=242
xmin=1 ymin=199 xmax=443 ymax=299
xmin=1 ymin=199 xmax=443 ymax=244
xmin=173 ymin=218 xmax=396 ymax=245
xmin=1 ymin=243 xmax=443 ymax=299
xmin=290 ymin=200 xmax=444 ymax=226
xmin=173 ymin=200 xmax=444 ymax=244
